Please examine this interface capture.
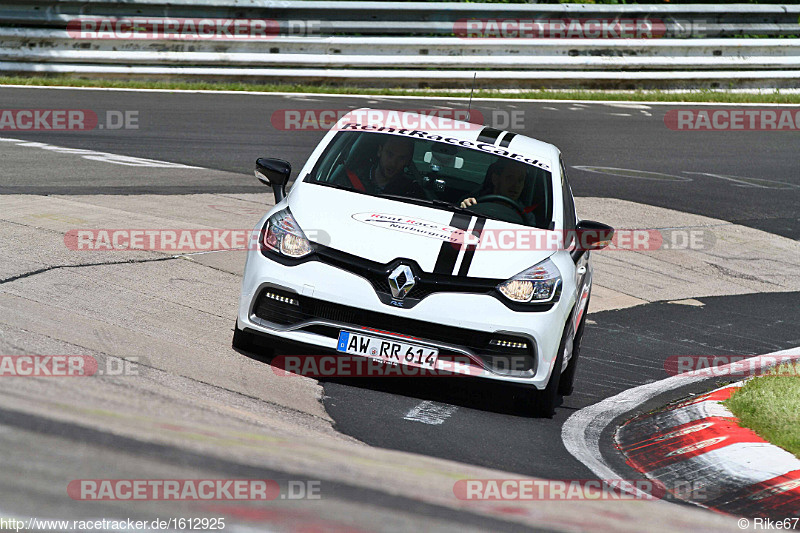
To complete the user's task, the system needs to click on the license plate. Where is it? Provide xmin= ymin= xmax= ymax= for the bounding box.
xmin=336 ymin=330 xmax=439 ymax=370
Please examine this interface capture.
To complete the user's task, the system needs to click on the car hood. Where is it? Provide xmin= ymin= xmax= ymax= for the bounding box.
xmin=289 ymin=183 xmax=556 ymax=279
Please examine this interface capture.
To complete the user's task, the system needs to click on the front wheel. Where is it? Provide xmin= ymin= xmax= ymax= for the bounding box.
xmin=559 ymin=294 xmax=589 ymax=396
xmin=518 ymin=320 xmax=570 ymax=418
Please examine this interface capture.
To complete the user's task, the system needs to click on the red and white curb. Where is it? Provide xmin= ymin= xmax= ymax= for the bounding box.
xmin=562 ymin=347 xmax=800 ymax=515
xmin=617 ymin=382 xmax=800 ymax=516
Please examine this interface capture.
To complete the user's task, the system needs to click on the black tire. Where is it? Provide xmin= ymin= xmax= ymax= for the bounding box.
xmin=518 ymin=320 xmax=569 ymax=418
xmin=558 ymin=293 xmax=590 ymax=397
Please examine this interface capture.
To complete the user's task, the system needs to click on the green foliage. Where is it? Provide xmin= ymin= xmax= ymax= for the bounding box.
xmin=1 ymin=76 xmax=799 ymax=103
xmin=725 ymin=363 xmax=800 ymax=459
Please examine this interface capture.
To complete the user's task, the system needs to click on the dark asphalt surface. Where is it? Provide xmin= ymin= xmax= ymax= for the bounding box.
xmin=0 ymin=87 xmax=798 ymax=238
xmin=323 ymin=291 xmax=800 ymax=481
xmin=1 ymin=86 xmax=798 ymax=522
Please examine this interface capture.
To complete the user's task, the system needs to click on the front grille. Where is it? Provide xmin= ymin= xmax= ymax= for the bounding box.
xmin=253 ymin=287 xmax=535 ymax=375
xmin=315 ymin=247 xmax=496 ymax=302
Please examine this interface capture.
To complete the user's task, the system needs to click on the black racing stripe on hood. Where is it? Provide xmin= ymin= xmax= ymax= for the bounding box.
xmin=477 ymin=127 xmax=503 ymax=145
xmin=433 ymin=213 xmax=471 ymax=274
xmin=457 ymin=217 xmax=486 ymax=277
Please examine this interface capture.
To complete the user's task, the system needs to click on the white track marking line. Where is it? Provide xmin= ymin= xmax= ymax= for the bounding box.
xmin=604 ymin=103 xmax=652 ymax=110
xmin=403 ymin=401 xmax=458 ymax=425
xmin=0 ymin=136 xmax=199 ymax=168
xmin=684 ymin=171 xmax=800 ymax=190
xmin=561 ymin=347 xmax=800 ymax=500
xmin=572 ymin=165 xmax=693 ymax=182
xmin=4 ymin=85 xmax=800 ymax=106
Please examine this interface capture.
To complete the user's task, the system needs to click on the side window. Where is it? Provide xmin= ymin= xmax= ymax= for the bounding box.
xmin=560 ymin=158 xmax=576 ymax=240
xmin=308 ymin=132 xmax=358 ymax=183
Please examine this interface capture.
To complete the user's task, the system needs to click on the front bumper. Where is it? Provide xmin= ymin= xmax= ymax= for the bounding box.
xmin=238 ymin=248 xmax=572 ymax=389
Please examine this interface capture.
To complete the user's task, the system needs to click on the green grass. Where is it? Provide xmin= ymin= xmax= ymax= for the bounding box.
xmin=724 ymin=363 xmax=800 ymax=459
xmin=2 ymin=75 xmax=800 ymax=103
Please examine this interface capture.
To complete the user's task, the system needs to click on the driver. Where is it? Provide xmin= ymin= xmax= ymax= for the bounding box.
xmin=460 ymin=159 xmax=528 ymax=209
xmin=341 ymin=136 xmax=422 ymax=197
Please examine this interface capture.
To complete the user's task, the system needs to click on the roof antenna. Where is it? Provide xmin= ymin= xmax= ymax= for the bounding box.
xmin=467 ymin=72 xmax=477 ymax=124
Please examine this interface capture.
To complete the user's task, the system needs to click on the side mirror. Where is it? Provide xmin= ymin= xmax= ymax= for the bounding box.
xmin=571 ymin=220 xmax=614 ymax=262
xmin=576 ymin=220 xmax=614 ymax=250
xmin=255 ymin=158 xmax=291 ymax=203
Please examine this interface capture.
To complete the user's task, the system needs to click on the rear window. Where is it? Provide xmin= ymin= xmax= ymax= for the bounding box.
xmin=306 ymin=130 xmax=553 ymax=229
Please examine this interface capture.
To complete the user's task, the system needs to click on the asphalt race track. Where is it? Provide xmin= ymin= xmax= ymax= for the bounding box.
xmin=324 ymin=291 xmax=800 ymax=480
xmin=1 ymin=86 xmax=798 ymax=531
xmin=1 ymin=87 xmax=798 ymax=239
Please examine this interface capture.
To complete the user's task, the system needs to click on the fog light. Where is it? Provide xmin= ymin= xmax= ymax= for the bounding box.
xmin=264 ymin=291 xmax=299 ymax=306
xmin=490 ymin=339 xmax=528 ymax=349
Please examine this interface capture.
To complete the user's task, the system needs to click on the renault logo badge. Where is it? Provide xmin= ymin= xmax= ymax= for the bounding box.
xmin=388 ymin=265 xmax=415 ymax=299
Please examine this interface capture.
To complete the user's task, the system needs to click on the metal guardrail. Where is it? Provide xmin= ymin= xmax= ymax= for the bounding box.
xmin=1 ymin=1 xmax=799 ymax=89
xmin=2 ymin=1 xmax=800 ymax=37
xmin=2 ymin=31 xmax=799 ymax=70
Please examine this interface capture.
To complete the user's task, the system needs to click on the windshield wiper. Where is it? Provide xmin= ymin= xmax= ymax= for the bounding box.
xmin=313 ymin=185 xmax=477 ymax=217
xmin=314 ymin=181 xmax=352 ymax=192
xmin=374 ymin=194 xmax=477 ymax=217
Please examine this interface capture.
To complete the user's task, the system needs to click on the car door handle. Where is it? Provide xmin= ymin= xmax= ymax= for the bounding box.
xmin=577 ymin=266 xmax=587 ymax=275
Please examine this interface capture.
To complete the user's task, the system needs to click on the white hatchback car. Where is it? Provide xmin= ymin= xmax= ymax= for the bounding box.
xmin=234 ymin=110 xmax=613 ymax=416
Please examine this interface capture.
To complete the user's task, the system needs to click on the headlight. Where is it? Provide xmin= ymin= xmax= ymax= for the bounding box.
xmin=497 ymin=257 xmax=561 ymax=304
xmin=262 ymin=209 xmax=313 ymax=258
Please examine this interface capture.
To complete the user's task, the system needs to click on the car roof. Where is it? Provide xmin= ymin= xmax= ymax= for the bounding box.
xmin=337 ymin=108 xmax=560 ymax=172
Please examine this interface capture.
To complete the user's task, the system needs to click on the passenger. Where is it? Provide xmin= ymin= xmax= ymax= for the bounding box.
xmin=342 ymin=136 xmax=422 ymax=197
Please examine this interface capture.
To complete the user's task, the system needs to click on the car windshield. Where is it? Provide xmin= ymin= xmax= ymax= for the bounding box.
xmin=305 ymin=131 xmax=554 ymax=229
